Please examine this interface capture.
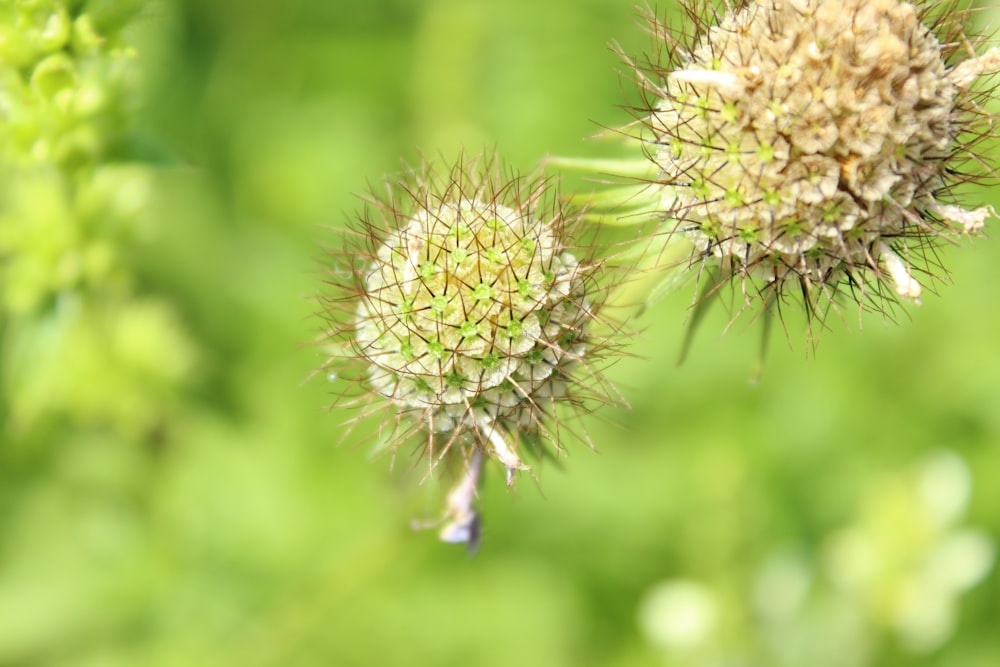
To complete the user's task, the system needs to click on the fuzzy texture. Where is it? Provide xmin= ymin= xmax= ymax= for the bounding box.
xmin=630 ymin=0 xmax=999 ymax=321
xmin=321 ymin=156 xmax=615 ymax=484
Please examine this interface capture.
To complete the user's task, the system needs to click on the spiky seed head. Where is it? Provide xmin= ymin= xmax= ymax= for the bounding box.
xmin=632 ymin=0 xmax=1000 ymax=322
xmin=357 ymin=191 xmax=584 ymax=438
xmin=321 ymin=154 xmax=613 ymax=485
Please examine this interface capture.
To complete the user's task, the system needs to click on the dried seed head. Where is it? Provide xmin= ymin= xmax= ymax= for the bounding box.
xmin=321 ymin=154 xmax=616 ymax=513
xmin=632 ymin=0 xmax=1000 ymax=323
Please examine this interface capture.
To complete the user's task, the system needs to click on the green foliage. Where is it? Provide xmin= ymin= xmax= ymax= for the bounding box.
xmin=0 ymin=0 xmax=195 ymax=437
xmin=1 ymin=2 xmax=998 ymax=667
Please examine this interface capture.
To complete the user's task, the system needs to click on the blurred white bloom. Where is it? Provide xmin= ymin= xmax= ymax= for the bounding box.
xmin=822 ymin=451 xmax=995 ymax=654
xmin=918 ymin=450 xmax=971 ymax=527
xmin=638 ymin=579 xmax=719 ymax=653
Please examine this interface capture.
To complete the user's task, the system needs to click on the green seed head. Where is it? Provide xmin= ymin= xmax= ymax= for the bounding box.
xmin=323 ymin=154 xmax=610 ymax=480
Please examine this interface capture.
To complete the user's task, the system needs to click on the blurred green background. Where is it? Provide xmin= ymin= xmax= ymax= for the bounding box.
xmin=1 ymin=1 xmax=999 ymax=666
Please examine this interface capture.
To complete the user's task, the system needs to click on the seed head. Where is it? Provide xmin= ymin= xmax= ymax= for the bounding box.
xmin=629 ymin=0 xmax=1000 ymax=324
xmin=321 ymin=154 xmax=617 ymax=538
